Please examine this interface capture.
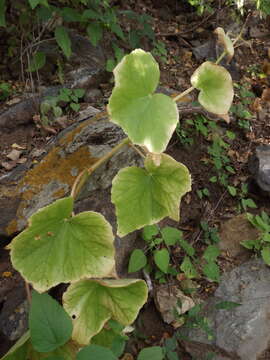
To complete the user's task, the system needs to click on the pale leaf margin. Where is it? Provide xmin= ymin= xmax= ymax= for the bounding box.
xmin=63 ymin=279 xmax=148 ymax=345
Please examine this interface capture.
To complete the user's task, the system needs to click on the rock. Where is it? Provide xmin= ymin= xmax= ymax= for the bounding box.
xmin=0 ymin=96 xmax=39 ymax=131
xmin=83 ymin=88 xmax=103 ymax=103
xmin=180 ymin=259 xmax=270 ymax=360
xmin=0 ymin=108 xmax=142 ymax=276
xmin=37 ymin=31 xmax=107 ymax=86
xmin=192 ymin=40 xmax=216 ymax=61
xmin=76 ymin=105 xmax=101 ymax=122
xmin=218 ymin=214 xmax=257 ymax=260
xmin=0 ymin=31 xmax=107 ymax=132
xmin=0 ymin=250 xmax=28 ymax=343
xmin=249 ymin=145 xmax=270 ymax=193
xmin=0 ymin=295 xmax=28 ymax=341
xmin=154 ymin=283 xmax=194 ymax=325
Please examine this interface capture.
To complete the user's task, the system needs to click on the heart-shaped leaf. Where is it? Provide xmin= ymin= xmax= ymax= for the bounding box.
xmin=128 ymin=249 xmax=147 ymax=273
xmin=63 ymin=279 xmax=148 ymax=345
xmin=108 ymin=49 xmax=178 ymax=153
xmin=180 ymin=256 xmax=198 ymax=279
xmin=161 ymin=226 xmax=181 ymax=246
xmin=154 ymin=248 xmax=170 ymax=273
xmin=191 ymin=61 xmax=234 ymax=115
xmin=111 ymin=153 xmax=191 ymax=237
xmin=9 ymin=197 xmax=115 ymax=292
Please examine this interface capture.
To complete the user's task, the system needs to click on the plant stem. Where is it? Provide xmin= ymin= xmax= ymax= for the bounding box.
xmin=71 ymin=137 xmax=130 ymax=200
xmin=129 ymin=143 xmax=146 ymax=158
xmin=173 ymin=86 xmax=195 ymax=103
xmin=215 ymin=51 xmax=226 ymax=65
xmin=25 ymin=281 xmax=32 ymax=304
xmin=216 ymin=12 xmax=251 ymax=65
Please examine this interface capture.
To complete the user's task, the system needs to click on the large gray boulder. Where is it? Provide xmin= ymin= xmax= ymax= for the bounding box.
xmin=249 ymin=145 xmax=270 ymax=194
xmin=0 ymin=108 xmax=142 ymax=276
xmin=181 ymin=259 xmax=270 ymax=360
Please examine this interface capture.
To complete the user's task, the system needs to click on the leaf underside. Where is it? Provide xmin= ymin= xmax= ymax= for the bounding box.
xmin=191 ymin=61 xmax=234 ymax=115
xmin=63 ymin=279 xmax=148 ymax=345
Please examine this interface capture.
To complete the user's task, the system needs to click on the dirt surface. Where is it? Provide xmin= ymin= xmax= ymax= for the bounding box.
xmin=1 ymin=0 xmax=270 ymax=359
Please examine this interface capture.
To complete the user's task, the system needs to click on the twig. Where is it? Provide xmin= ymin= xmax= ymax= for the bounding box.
xmin=216 ymin=12 xmax=251 ymax=65
xmin=129 ymin=143 xmax=146 ymax=158
xmin=173 ymin=86 xmax=195 ymax=103
xmin=18 ymin=16 xmax=57 ymax=62
xmin=157 ymin=11 xmax=215 ymax=37
xmin=71 ymin=137 xmax=130 ymax=200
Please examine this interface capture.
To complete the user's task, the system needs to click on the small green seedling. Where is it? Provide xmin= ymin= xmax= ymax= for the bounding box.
xmin=128 ymin=224 xmax=196 ymax=283
xmin=0 ymin=82 xmax=11 ymax=101
xmin=197 ymin=187 xmax=210 ymax=199
xmin=238 ymin=183 xmax=257 ymax=211
xmin=40 ymin=88 xmax=85 ymax=125
xmin=230 ymin=83 xmax=255 ymax=130
xmin=241 ymin=211 xmax=270 ymax=265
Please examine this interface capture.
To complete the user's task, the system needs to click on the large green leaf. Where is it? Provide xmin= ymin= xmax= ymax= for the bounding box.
xmin=9 ymin=197 xmax=115 ymax=292
xmin=191 ymin=61 xmax=233 ymax=115
xmin=29 ymin=291 xmax=73 ymax=352
xmin=87 ymin=22 xmax=103 ymax=46
xmin=63 ymin=279 xmax=148 ymax=345
xmin=55 ymin=26 xmax=72 ymax=58
xmin=108 ymin=49 xmax=178 ymax=153
xmin=111 ymin=153 xmax=191 ymax=237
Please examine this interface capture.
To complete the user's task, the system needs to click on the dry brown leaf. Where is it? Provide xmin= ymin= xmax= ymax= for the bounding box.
xmin=12 ymin=143 xmax=26 ymax=150
xmin=6 ymin=149 xmax=22 ymax=161
xmin=262 ymin=88 xmax=270 ymax=102
xmin=41 ymin=125 xmax=57 ymax=135
xmin=1 ymin=161 xmax=17 ymax=170
xmin=120 ymin=353 xmax=134 ymax=360
xmin=251 ymin=97 xmax=262 ymax=112
xmin=33 ymin=114 xmax=41 ymax=123
xmin=262 ymin=60 xmax=270 ymax=75
xmin=17 ymin=157 xmax=27 ymax=164
xmin=6 ymin=97 xmax=21 ymax=106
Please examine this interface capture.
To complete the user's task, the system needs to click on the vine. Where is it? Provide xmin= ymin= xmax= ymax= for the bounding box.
xmin=2 ymin=27 xmax=235 ymax=359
